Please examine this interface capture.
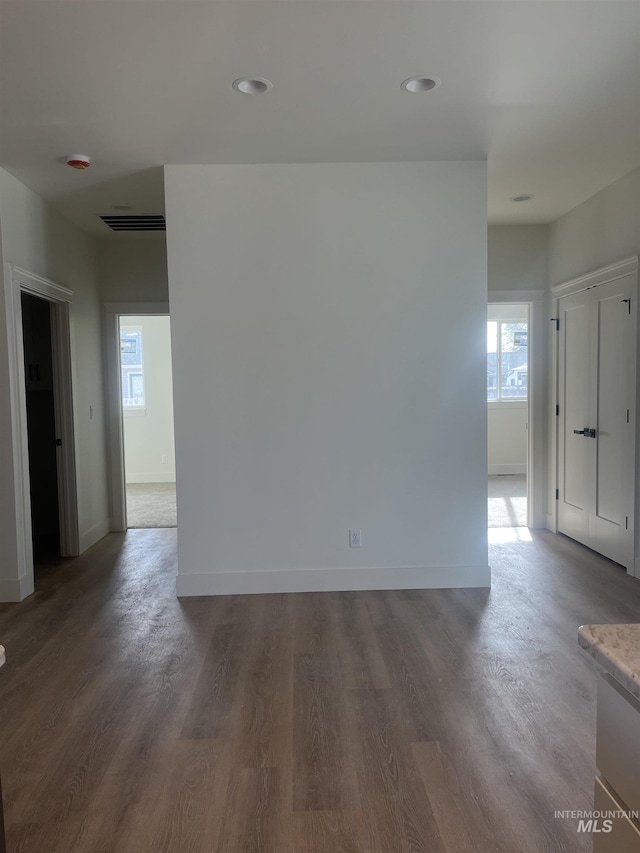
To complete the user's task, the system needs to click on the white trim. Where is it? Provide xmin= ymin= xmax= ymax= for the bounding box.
xmin=488 ymin=289 xmax=545 ymax=302
xmin=50 ymin=301 xmax=80 ymax=557
xmin=6 ymin=264 xmax=79 ymax=601
xmin=0 ymin=573 xmax=35 ymax=603
xmin=545 ymin=513 xmax=555 ymax=533
xmin=103 ymin=302 xmax=172 ymax=531
xmin=489 ymin=464 xmax=526 ymax=475
xmin=11 ymin=265 xmax=74 ymax=302
xmin=125 ymin=473 xmax=176 ymax=484
xmin=552 ymin=256 xmax=639 ymax=297
xmin=79 ymin=518 xmax=112 ymax=554
xmin=176 ymin=564 xmax=492 ymax=597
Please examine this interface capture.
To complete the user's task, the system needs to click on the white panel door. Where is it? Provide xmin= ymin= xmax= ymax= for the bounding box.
xmin=558 ymin=290 xmax=591 ymax=548
xmin=558 ymin=275 xmax=636 ymax=569
xmin=591 ymin=277 xmax=635 ymax=566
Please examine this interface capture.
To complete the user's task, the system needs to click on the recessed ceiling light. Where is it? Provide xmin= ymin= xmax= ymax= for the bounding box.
xmin=232 ymin=77 xmax=273 ymax=95
xmin=400 ymin=76 xmax=441 ymax=94
xmin=511 ymin=194 xmax=535 ymax=203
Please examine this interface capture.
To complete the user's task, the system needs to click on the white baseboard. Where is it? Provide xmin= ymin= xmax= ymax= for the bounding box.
xmin=544 ymin=513 xmax=556 ymax=533
xmin=176 ymin=564 xmax=492 ymax=597
xmin=125 ymin=473 xmax=176 ymax=484
xmin=79 ymin=518 xmax=111 ymax=554
xmin=488 ymin=464 xmax=526 ymax=475
xmin=0 ymin=572 xmax=35 ymax=602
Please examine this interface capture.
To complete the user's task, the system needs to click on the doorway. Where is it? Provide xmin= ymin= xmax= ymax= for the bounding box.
xmin=8 ymin=266 xmax=80 ymax=600
xmin=21 ymin=293 xmax=61 ymax=570
xmin=487 ymin=303 xmax=529 ymax=528
xmin=119 ymin=315 xmax=176 ymax=529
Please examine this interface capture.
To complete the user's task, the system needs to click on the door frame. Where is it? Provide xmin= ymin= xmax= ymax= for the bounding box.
xmin=550 ymin=255 xmax=639 ymax=572
xmin=104 ymin=302 xmax=170 ymax=531
xmin=488 ymin=290 xmax=544 ymax=528
xmin=8 ymin=264 xmax=80 ymax=599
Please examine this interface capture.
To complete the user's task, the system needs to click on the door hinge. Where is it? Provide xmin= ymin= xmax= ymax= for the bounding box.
xmin=551 ymin=317 xmax=559 ymax=331
xmin=622 ymin=298 xmax=631 ymax=315
xmin=556 ymin=404 xmax=559 ymax=416
xmin=55 ymin=438 xmax=62 ymax=447
xmin=627 ymin=409 xmax=630 ymax=424
xmin=626 ymin=516 xmax=629 ymax=531
xmin=555 ymin=489 xmax=559 ymax=500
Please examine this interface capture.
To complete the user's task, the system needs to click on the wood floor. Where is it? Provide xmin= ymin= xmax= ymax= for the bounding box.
xmin=1 ymin=529 xmax=640 ymax=852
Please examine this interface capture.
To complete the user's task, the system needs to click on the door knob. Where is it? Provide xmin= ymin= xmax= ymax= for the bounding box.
xmin=573 ymin=429 xmax=587 ymax=435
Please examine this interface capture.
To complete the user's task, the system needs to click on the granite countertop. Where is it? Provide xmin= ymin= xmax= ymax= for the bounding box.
xmin=579 ymin=624 xmax=640 ymax=702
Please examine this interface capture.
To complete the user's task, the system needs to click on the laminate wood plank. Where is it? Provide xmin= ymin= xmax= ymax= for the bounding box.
xmin=373 ymin=615 xmax=448 ymax=742
xmin=53 ymin=662 xmax=223 ymax=852
xmin=232 ymin=595 xmax=294 ymax=769
xmin=291 ymin=809 xmax=368 ymax=853
xmin=293 ymin=654 xmax=358 ymax=813
xmin=180 ymin=622 xmax=245 ymax=740
xmin=345 ymin=687 xmax=446 ymax=853
xmin=293 ymin=594 xmax=337 ymax=656
xmin=332 ymin=598 xmax=390 ymax=690
xmin=215 ymin=768 xmax=290 ymax=853
xmin=411 ymin=741 xmax=508 ymax=853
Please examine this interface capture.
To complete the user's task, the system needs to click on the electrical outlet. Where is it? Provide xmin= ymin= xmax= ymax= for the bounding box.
xmin=161 ymin=454 xmax=168 ymax=464
xmin=349 ymin=529 xmax=362 ymax=548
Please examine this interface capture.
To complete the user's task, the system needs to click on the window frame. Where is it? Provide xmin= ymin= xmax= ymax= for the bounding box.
xmin=119 ymin=325 xmax=146 ymax=411
xmin=487 ymin=318 xmax=528 ymax=405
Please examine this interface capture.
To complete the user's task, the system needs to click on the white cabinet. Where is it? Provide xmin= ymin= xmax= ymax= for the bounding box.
xmin=594 ymin=675 xmax=640 ymax=852
xmin=594 ymin=777 xmax=640 ymax=853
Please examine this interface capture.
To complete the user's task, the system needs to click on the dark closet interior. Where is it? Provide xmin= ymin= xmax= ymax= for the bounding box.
xmin=21 ymin=292 xmax=60 ymax=566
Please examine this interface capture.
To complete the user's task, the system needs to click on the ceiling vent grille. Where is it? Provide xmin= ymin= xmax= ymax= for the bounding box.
xmin=99 ymin=214 xmax=166 ymax=232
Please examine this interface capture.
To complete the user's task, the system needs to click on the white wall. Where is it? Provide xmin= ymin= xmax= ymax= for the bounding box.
xmin=488 ymin=225 xmax=549 ymax=294
xmin=488 ymin=405 xmax=527 ymax=475
xmin=549 ymin=169 xmax=639 ymax=287
xmin=165 ymin=162 xmax=489 ymax=596
xmin=0 ymin=168 xmax=110 ymax=599
xmin=98 ymin=240 xmax=168 ymax=303
xmin=122 ymin=315 xmax=175 ymax=484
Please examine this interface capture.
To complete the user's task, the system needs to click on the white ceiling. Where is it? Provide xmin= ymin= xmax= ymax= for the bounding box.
xmin=1 ymin=0 xmax=638 ymax=238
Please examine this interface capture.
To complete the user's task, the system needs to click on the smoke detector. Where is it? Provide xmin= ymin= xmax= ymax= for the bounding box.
xmin=67 ymin=154 xmax=91 ymax=170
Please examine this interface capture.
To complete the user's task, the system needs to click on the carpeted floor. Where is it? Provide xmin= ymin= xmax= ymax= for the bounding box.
xmin=125 ymin=478 xmax=523 ymax=530
xmin=488 ymin=474 xmax=527 ymax=528
xmin=126 ymin=482 xmax=177 ymax=528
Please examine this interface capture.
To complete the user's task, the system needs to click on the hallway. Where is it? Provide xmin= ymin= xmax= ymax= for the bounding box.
xmin=0 ymin=529 xmax=636 ymax=851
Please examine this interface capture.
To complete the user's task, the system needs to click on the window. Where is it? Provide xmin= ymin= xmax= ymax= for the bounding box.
xmin=487 ymin=320 xmax=528 ymax=402
xmin=120 ymin=327 xmax=145 ymax=407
